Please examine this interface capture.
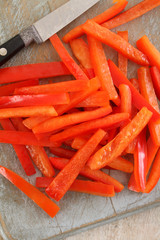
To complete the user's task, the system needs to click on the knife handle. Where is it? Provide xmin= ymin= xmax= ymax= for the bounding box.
xmin=0 ymin=34 xmax=25 ymax=67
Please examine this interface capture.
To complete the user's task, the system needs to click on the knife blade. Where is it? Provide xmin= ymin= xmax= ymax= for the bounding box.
xmin=0 ymin=0 xmax=100 ymax=67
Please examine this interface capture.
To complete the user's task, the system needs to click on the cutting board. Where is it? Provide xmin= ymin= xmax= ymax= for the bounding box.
xmin=0 ymin=1 xmax=160 ymax=239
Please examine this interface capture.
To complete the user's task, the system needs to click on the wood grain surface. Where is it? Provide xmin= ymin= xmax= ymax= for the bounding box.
xmin=0 ymin=1 xmax=160 ymax=240
xmin=65 ymin=206 xmax=160 ymax=240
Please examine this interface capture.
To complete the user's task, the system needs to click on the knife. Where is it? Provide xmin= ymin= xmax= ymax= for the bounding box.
xmin=0 ymin=0 xmax=100 ymax=67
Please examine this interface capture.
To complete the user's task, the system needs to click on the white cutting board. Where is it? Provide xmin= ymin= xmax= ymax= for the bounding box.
xmin=0 ymin=0 xmax=160 ymax=239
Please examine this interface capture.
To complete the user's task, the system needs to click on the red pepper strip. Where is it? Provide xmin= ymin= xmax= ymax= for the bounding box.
xmin=119 ymin=84 xmax=132 ymax=116
xmin=105 ymin=156 xmax=133 ymax=173
xmin=50 ymin=112 xmax=129 ymax=143
xmin=67 ymin=108 xmax=81 ymax=114
xmin=36 ymin=177 xmax=115 ymax=197
xmin=71 ymin=135 xmax=107 ymax=149
xmin=107 ymin=128 xmax=118 ymax=143
xmin=102 ymin=0 xmax=160 ymax=30
xmin=144 ymin=148 xmax=160 ymax=193
xmin=137 ymin=35 xmax=160 ymax=71
xmin=71 ymin=138 xmax=133 ymax=173
xmin=0 ymin=166 xmax=59 ymax=218
xmin=0 ymin=62 xmax=70 ymax=84
xmin=146 ymin=136 xmax=159 ymax=175
xmin=23 ymin=116 xmax=51 ymax=130
xmin=70 ymin=38 xmax=92 ymax=69
xmin=138 ymin=67 xmax=160 ymax=146
xmin=71 ymin=136 xmax=89 ymax=149
xmin=125 ymin=79 xmax=139 ymax=154
xmin=50 ymin=147 xmax=75 ymax=159
xmin=128 ymin=174 xmax=141 ymax=193
xmin=117 ymin=31 xmax=128 ymax=77
xmin=50 ymin=34 xmax=88 ymax=80
xmin=150 ymin=66 xmax=160 ymax=101
xmin=0 ymin=106 xmax=58 ymax=118
xmin=0 ymin=79 xmax=39 ymax=97
xmin=0 ymin=119 xmax=36 ymax=176
xmin=87 ymin=36 xmax=119 ymax=102
xmin=11 ymin=118 xmax=55 ymax=177
xmin=76 ymin=91 xmax=109 ymax=108
xmin=125 ymin=138 xmax=137 ymax=154
xmin=14 ymin=79 xmax=89 ymax=95
xmin=0 ymin=130 xmax=57 ymax=147
xmin=50 ymin=157 xmax=124 ymax=192
xmin=138 ymin=67 xmax=159 ymax=112
xmin=108 ymin=59 xmax=160 ymax=120
xmin=46 ymin=129 xmax=106 ymax=201
xmin=33 ymin=106 xmax=112 ymax=134
xmin=80 ymin=67 xmax=95 ymax=79
xmin=0 ymin=93 xmax=70 ymax=108
xmin=87 ymin=107 xmax=152 ymax=170
xmin=82 ymin=20 xmax=149 ymax=66
xmin=134 ymin=129 xmax=147 ymax=191
xmin=62 ymin=0 xmax=128 ymax=42
xmin=55 ymin=77 xmax=101 ymax=115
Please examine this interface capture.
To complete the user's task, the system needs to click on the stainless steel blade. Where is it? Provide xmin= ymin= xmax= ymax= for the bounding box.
xmin=33 ymin=0 xmax=100 ymax=43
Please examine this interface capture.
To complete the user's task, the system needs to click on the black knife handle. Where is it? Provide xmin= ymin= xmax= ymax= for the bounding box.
xmin=0 ymin=34 xmax=25 ymax=67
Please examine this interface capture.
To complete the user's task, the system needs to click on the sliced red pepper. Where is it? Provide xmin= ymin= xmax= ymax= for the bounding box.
xmin=150 ymin=66 xmax=160 ymax=101
xmin=146 ymin=136 xmax=159 ymax=175
xmin=55 ymin=77 xmax=101 ymax=115
xmin=119 ymin=84 xmax=132 ymax=116
xmin=108 ymin=59 xmax=160 ymax=120
xmin=138 ymin=67 xmax=160 ymax=146
xmin=0 ymin=79 xmax=39 ymax=97
xmin=87 ymin=35 xmax=119 ymax=102
xmin=0 ymin=106 xmax=57 ymax=118
xmin=71 ymin=134 xmax=109 ymax=149
xmin=71 ymin=137 xmax=133 ymax=173
xmin=62 ymin=0 xmax=128 ymax=42
xmin=0 ymin=93 xmax=70 ymax=108
xmin=50 ymin=157 xmax=124 ymax=192
xmin=46 ymin=129 xmax=106 ymax=201
xmin=76 ymin=91 xmax=109 ymax=107
xmin=137 ymin=35 xmax=160 ymax=71
xmin=117 ymin=31 xmax=128 ymax=77
xmin=70 ymin=38 xmax=92 ymax=69
xmin=134 ymin=129 xmax=147 ymax=191
xmin=0 ymin=119 xmax=36 ymax=176
xmin=125 ymin=138 xmax=137 ymax=154
xmin=80 ymin=67 xmax=95 ymax=79
xmin=87 ymin=107 xmax=152 ymax=170
xmin=14 ymin=79 xmax=89 ymax=95
xmin=128 ymin=173 xmax=141 ymax=193
xmin=50 ymin=112 xmax=129 ymax=143
xmin=36 ymin=177 xmax=115 ymax=197
xmin=82 ymin=20 xmax=149 ymax=66
xmin=50 ymin=34 xmax=88 ymax=80
xmin=102 ymin=0 xmax=160 ymax=30
xmin=50 ymin=147 xmax=75 ymax=159
xmin=145 ymin=148 xmax=160 ymax=193
xmin=33 ymin=106 xmax=112 ymax=134
xmin=0 ymin=62 xmax=70 ymax=84
xmin=23 ymin=116 xmax=50 ymax=130
xmin=106 ymin=156 xmax=133 ymax=173
xmin=0 ymin=130 xmax=57 ymax=147
xmin=0 ymin=166 xmax=59 ymax=218
xmin=11 ymin=117 xmax=55 ymax=177
xmin=107 ymin=128 xmax=118 ymax=143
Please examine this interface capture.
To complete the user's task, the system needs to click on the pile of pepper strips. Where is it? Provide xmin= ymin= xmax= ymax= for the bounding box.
xmin=0 ymin=0 xmax=160 ymax=218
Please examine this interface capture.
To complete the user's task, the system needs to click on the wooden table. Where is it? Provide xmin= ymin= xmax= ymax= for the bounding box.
xmin=0 ymin=1 xmax=160 ymax=240
xmin=66 ymin=206 xmax=160 ymax=240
